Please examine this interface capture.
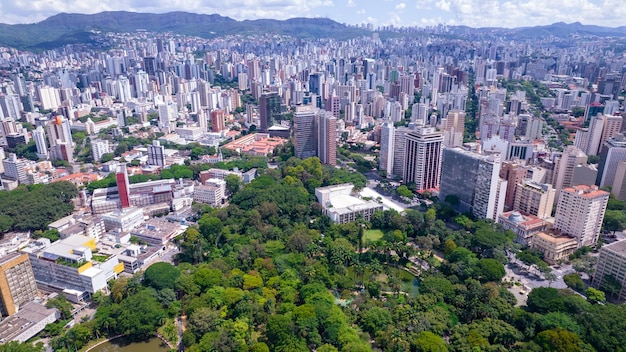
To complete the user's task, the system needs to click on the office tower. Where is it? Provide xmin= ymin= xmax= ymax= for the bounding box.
xmin=147 ymin=140 xmax=165 ymax=167
xmin=403 ymin=127 xmax=443 ymax=191
xmin=91 ymin=140 xmax=110 ymax=162
xmin=499 ymin=161 xmax=527 ymax=211
xmin=439 ymin=148 xmax=506 ymax=220
xmin=210 ymin=110 xmax=225 ymax=133
xmin=592 ymin=240 xmax=626 ymax=301
xmin=309 ymin=73 xmax=322 ymax=95
xmin=0 ymin=253 xmax=39 ymax=317
xmin=32 ymin=126 xmax=48 ymax=159
xmin=143 ymin=57 xmax=157 ymax=76
xmin=379 ymin=122 xmax=395 ymax=173
xmin=597 ymin=133 xmax=626 ymax=188
xmin=116 ymin=164 xmax=131 ymax=208
xmin=440 ymin=147 xmax=482 ymax=213
xmin=554 ymin=185 xmax=609 ymax=248
xmin=294 ymin=105 xmax=317 ymax=160
xmin=2 ymin=154 xmax=27 ymax=184
xmin=45 ymin=116 xmax=74 ymax=163
xmin=552 ymin=146 xmax=587 ymax=195
xmin=158 ymin=102 xmax=177 ymax=133
xmin=392 ymin=127 xmax=410 ymax=179
xmin=513 ymin=180 xmax=556 ymax=219
xmin=316 ymin=110 xmax=337 ymax=166
xmin=259 ymin=92 xmax=281 ymax=132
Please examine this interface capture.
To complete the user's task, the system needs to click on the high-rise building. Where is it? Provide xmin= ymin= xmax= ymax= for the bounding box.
xmin=592 ymin=240 xmax=626 ymax=301
xmin=391 ymin=127 xmax=410 ymax=179
xmin=513 ymin=180 xmax=556 ymax=219
xmin=403 ymin=127 xmax=443 ymax=191
xmin=611 ymin=161 xmax=626 ymax=201
xmin=45 ymin=116 xmax=74 ymax=163
xmin=158 ymin=102 xmax=177 ymax=134
xmin=316 ymin=110 xmax=337 ymax=166
xmin=473 ymin=154 xmax=507 ymax=220
xmin=597 ymin=133 xmax=626 ymax=188
xmin=379 ymin=122 xmax=395 ymax=173
xmin=32 ymin=126 xmax=48 ymax=159
xmin=91 ymin=140 xmax=110 ymax=162
xmin=499 ymin=161 xmax=527 ymax=211
xmin=116 ymin=164 xmax=131 ymax=208
xmin=210 ymin=110 xmax=225 ymax=133
xmin=147 ymin=140 xmax=165 ymax=167
xmin=440 ymin=147 xmax=506 ymax=219
xmin=552 ymin=146 xmax=587 ymax=196
xmin=259 ymin=92 xmax=281 ymax=132
xmin=554 ymin=185 xmax=609 ymax=248
xmin=2 ymin=153 xmax=27 ymax=184
xmin=0 ymin=253 xmax=39 ymax=317
xmin=294 ymin=104 xmax=317 ymax=160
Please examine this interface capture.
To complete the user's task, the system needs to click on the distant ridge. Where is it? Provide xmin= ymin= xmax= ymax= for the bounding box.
xmin=1 ymin=11 xmax=626 ymax=50
xmin=0 ymin=11 xmax=367 ymax=50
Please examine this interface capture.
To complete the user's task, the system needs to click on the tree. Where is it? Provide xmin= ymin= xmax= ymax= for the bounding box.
xmin=602 ymin=209 xmax=626 ymax=234
xmin=360 ymin=307 xmax=392 ymax=335
xmin=535 ymin=328 xmax=584 ymax=352
xmin=143 ymin=262 xmax=180 ymax=291
xmin=0 ymin=341 xmax=45 ymax=352
xmin=396 ymin=185 xmax=414 ymax=199
xmin=599 ymin=274 xmax=622 ymax=300
xmin=585 ymin=287 xmax=606 ymax=304
xmin=225 ymin=174 xmax=242 ymax=195
xmin=563 ymin=273 xmax=585 ymax=292
xmin=199 ymin=215 xmax=224 ymax=246
xmin=411 ymin=331 xmax=448 ymax=352
xmin=477 ymin=258 xmax=506 ymax=283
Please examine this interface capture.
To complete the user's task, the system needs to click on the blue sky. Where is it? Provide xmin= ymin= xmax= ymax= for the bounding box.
xmin=1 ymin=0 xmax=625 ymax=28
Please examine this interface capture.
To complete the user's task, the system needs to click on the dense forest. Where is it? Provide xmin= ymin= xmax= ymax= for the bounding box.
xmin=0 ymin=181 xmax=78 ymax=234
xmin=4 ymin=157 xmax=626 ymax=352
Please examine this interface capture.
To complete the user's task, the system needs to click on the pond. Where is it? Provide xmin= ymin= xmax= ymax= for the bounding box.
xmin=87 ymin=337 xmax=170 ymax=352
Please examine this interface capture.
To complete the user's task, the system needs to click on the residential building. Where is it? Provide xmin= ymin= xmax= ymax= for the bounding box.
xmin=0 ymin=253 xmax=39 ymax=317
xmin=552 ymin=145 xmax=587 ymax=196
xmin=553 ymin=185 xmax=609 ymax=248
xmin=592 ymin=240 xmax=626 ymax=301
xmin=316 ymin=110 xmax=337 ymax=166
xmin=513 ymin=180 xmax=556 ymax=219
xmin=46 ymin=116 xmax=74 ymax=163
xmin=194 ymin=178 xmax=226 ymax=206
xmin=91 ymin=140 xmax=110 ymax=162
xmin=499 ymin=160 xmax=527 ymax=211
xmin=210 ymin=109 xmax=225 ymax=132
xmin=612 ymin=161 xmax=626 ymax=201
xmin=379 ymin=121 xmax=395 ymax=173
xmin=2 ymin=154 xmax=27 ymax=184
xmin=403 ymin=127 xmax=443 ymax=191
xmin=597 ymin=133 xmax=626 ymax=188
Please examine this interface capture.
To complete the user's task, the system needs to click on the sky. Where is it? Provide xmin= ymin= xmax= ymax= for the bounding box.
xmin=1 ymin=0 xmax=625 ymax=29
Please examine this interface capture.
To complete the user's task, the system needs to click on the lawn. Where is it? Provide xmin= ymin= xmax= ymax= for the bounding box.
xmin=363 ymin=229 xmax=384 ymax=243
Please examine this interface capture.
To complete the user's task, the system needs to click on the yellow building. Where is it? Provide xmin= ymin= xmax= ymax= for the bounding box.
xmin=0 ymin=253 xmax=39 ymax=317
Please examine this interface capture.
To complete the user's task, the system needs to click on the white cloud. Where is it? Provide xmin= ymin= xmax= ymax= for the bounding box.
xmin=395 ymin=2 xmax=406 ymax=9
xmin=356 ymin=8 xmax=366 ymax=14
xmin=347 ymin=0 xmax=356 ymax=7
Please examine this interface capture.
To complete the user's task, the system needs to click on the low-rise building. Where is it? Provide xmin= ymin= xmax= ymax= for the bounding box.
xmin=315 ymin=184 xmax=383 ymax=224
xmin=129 ymin=219 xmax=185 ymax=246
xmin=22 ymin=235 xmax=124 ymax=299
xmin=101 ymin=207 xmax=144 ymax=232
xmin=530 ymin=231 xmax=578 ymax=264
xmin=497 ymin=211 xmax=548 ymax=246
xmin=0 ymin=302 xmax=59 ymax=343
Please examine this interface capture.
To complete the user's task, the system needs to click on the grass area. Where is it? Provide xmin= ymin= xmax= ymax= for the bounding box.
xmin=363 ymin=229 xmax=384 ymax=243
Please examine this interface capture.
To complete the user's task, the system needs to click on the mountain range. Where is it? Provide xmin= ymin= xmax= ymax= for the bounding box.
xmin=1 ymin=11 xmax=626 ymax=51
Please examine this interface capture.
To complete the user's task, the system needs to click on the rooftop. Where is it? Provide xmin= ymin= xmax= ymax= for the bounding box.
xmin=601 ymin=239 xmax=626 ymax=257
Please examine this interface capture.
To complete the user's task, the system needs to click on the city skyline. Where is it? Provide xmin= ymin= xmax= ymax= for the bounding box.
xmin=1 ymin=0 xmax=626 ymax=29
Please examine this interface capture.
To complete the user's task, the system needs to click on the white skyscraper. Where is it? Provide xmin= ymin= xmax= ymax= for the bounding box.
xmin=33 ymin=125 xmax=48 ymax=159
xmin=403 ymin=127 xmax=444 ymax=191
xmin=158 ymin=102 xmax=178 ymax=133
xmin=554 ymin=185 xmax=609 ymax=248
xmin=91 ymin=140 xmax=110 ymax=162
